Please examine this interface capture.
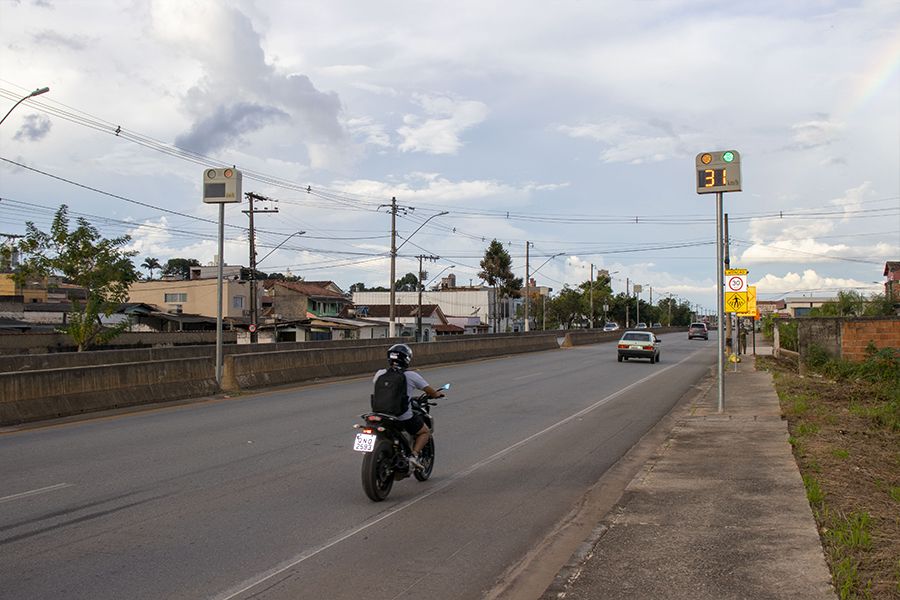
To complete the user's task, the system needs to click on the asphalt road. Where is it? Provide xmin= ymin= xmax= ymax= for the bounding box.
xmin=0 ymin=333 xmax=716 ymax=600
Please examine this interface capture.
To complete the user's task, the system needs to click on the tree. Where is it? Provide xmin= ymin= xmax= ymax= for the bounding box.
xmin=141 ymin=257 xmax=161 ymax=280
xmin=394 ymin=272 xmax=419 ymax=292
xmin=478 ymin=240 xmax=523 ymax=331
xmin=549 ymin=286 xmax=584 ymax=329
xmin=12 ymin=205 xmax=139 ymax=351
xmin=162 ymin=257 xmax=200 ymax=280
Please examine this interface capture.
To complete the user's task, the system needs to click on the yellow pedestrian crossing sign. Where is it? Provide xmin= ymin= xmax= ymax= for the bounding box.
xmin=725 ymin=291 xmax=748 ymax=313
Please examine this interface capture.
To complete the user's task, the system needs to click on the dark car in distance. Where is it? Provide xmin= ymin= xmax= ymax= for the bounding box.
xmin=688 ymin=322 xmax=708 ymax=340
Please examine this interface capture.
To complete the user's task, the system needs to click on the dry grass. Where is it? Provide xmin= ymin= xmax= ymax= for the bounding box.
xmin=758 ymin=356 xmax=900 ymax=599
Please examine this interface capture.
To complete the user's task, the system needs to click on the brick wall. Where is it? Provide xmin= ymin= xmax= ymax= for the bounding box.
xmin=841 ymin=318 xmax=900 ymax=362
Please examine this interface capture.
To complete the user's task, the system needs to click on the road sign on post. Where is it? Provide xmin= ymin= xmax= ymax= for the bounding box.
xmin=696 ymin=150 xmax=741 ymax=194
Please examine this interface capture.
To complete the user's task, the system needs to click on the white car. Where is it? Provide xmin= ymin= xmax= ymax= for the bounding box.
xmin=603 ymin=322 xmax=619 ymax=332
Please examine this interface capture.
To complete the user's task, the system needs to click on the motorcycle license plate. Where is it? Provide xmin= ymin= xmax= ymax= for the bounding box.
xmin=353 ymin=433 xmax=377 ymax=453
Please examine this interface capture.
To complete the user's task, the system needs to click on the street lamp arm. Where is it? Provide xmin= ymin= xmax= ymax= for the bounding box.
xmin=531 ymin=252 xmax=564 ymax=278
xmin=257 ymin=231 xmax=305 ymax=266
xmin=0 ymin=86 xmax=50 ymax=126
xmin=396 ymin=211 xmax=448 ymax=252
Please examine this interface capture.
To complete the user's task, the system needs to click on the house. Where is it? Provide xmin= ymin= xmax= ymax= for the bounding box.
xmin=128 ymin=277 xmax=256 ymax=321
xmin=352 ymin=304 xmax=448 ymax=341
xmin=263 ymin=280 xmax=351 ymax=319
xmin=784 ymin=296 xmax=836 ymax=317
xmin=353 ymin=285 xmax=501 ymax=332
xmin=445 ymin=315 xmax=489 ymax=334
xmin=884 ymin=261 xmax=900 ymax=305
xmin=757 ymin=299 xmax=788 ymax=317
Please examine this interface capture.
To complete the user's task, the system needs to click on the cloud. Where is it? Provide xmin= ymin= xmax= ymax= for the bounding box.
xmin=32 ymin=30 xmax=89 ymax=50
xmin=397 ymin=94 xmax=488 ymax=155
xmin=787 ymin=117 xmax=843 ymax=150
xmin=152 ymin=0 xmax=347 ymax=165
xmin=346 ymin=116 xmax=391 ymax=148
xmin=754 ymin=269 xmax=881 ymax=296
xmin=13 ymin=114 xmax=52 ymax=142
xmin=174 ymin=102 xmax=288 ymax=154
xmin=557 ymin=116 xmax=691 ymax=164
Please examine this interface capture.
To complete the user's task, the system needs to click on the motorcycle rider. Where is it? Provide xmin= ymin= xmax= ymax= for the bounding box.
xmin=372 ymin=343 xmax=444 ymax=470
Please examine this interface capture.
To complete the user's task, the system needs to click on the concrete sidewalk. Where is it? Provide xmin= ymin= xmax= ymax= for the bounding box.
xmin=542 ymin=348 xmax=836 ymax=600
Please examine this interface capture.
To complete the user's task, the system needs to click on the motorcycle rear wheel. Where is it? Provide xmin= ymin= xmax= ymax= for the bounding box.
xmin=414 ymin=438 xmax=435 ymax=481
xmin=362 ymin=439 xmax=395 ymax=501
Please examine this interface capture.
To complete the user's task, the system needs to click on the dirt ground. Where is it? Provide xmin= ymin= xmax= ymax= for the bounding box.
xmin=757 ymin=356 xmax=900 ymax=599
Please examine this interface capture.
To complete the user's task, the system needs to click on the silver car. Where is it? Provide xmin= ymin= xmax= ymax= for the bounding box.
xmin=617 ymin=331 xmax=661 ymax=363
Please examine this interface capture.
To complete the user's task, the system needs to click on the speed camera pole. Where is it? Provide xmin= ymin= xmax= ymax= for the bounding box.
xmin=696 ymin=150 xmax=741 ymax=413
xmin=716 ymin=191 xmax=725 ymax=412
xmin=203 ymin=167 xmax=242 ymax=386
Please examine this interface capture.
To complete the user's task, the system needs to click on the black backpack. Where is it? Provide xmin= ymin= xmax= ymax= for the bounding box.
xmin=371 ymin=368 xmax=409 ymax=415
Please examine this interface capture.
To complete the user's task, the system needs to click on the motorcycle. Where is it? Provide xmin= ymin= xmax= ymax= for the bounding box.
xmin=353 ymin=383 xmax=450 ymax=502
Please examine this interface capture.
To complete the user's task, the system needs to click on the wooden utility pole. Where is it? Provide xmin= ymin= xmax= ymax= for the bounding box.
xmin=416 ymin=254 xmax=439 ymax=341
xmin=243 ymin=192 xmax=278 ymax=343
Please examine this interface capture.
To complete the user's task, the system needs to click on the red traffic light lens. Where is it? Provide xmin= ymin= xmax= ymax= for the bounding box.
xmin=223 ymin=168 xmax=233 ymax=178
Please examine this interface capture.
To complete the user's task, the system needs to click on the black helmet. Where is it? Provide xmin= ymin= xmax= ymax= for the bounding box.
xmin=387 ymin=343 xmax=412 ymax=369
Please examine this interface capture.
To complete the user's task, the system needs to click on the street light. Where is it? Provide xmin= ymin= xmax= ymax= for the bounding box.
xmin=390 ymin=210 xmax=448 ymax=337
xmin=424 ymin=265 xmax=454 ymax=289
xmin=257 ymin=231 xmax=306 ymax=266
xmin=0 ymin=86 xmax=50 ymax=126
xmin=527 ymin=252 xmax=563 ymax=332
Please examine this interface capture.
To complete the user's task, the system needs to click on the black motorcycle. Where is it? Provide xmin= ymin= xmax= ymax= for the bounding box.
xmin=353 ymin=383 xmax=449 ymax=502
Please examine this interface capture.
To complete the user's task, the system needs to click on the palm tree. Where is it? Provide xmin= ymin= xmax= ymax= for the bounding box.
xmin=141 ymin=257 xmax=161 ymax=280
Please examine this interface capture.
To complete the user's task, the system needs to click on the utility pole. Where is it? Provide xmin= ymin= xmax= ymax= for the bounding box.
xmin=589 ymin=263 xmax=596 ymax=329
xmin=243 ymin=192 xmax=278 ymax=343
xmin=625 ymin=277 xmax=630 ymax=328
xmin=524 ymin=242 xmax=532 ymax=332
xmin=416 ymin=254 xmax=439 ymax=341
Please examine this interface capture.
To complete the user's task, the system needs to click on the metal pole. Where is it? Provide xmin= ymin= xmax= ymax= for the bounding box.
xmin=589 ymin=263 xmax=594 ymax=329
xmin=215 ymin=204 xmax=225 ymax=386
xmin=625 ymin=277 xmax=630 ymax=328
xmin=389 ymin=197 xmax=397 ymax=338
xmin=716 ymin=191 xmax=725 ymax=412
xmin=524 ymin=242 xmax=530 ymax=332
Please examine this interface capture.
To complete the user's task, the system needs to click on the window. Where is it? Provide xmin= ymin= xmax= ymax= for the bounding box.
xmin=164 ymin=293 xmax=187 ymax=303
xmin=232 ymin=295 xmax=244 ymax=309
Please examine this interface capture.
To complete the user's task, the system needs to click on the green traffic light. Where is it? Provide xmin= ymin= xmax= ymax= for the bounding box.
xmin=722 ymin=151 xmax=735 ymax=163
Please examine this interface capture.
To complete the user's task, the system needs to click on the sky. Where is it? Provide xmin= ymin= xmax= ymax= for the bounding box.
xmin=1 ymin=0 xmax=898 ymax=314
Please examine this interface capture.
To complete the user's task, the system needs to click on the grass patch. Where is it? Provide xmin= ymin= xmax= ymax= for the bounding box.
xmin=759 ymin=354 xmax=900 ymax=598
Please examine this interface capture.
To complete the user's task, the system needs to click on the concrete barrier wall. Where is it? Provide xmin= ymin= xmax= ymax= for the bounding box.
xmin=0 ymin=337 xmax=404 ymax=372
xmin=0 ymin=331 xmax=237 ymax=356
xmin=222 ymin=334 xmax=560 ymax=392
xmin=0 ymin=358 xmax=218 ymax=425
xmin=2 ymin=335 xmax=559 ymax=425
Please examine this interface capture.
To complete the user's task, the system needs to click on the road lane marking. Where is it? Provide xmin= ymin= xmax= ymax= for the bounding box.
xmin=0 ymin=483 xmax=73 ymax=504
xmin=216 ymin=350 xmax=705 ymax=600
xmin=512 ymin=371 xmax=544 ymax=380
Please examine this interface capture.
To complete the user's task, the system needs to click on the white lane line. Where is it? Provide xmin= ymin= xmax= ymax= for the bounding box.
xmin=216 ymin=351 xmax=703 ymax=600
xmin=512 ymin=371 xmax=544 ymax=380
xmin=0 ymin=483 xmax=73 ymax=504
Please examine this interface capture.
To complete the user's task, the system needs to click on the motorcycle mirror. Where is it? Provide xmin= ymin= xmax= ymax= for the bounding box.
xmin=440 ymin=383 xmax=451 ymax=391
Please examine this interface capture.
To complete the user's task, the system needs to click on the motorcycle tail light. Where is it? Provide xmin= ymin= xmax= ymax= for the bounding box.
xmin=362 ymin=427 xmax=374 ymax=434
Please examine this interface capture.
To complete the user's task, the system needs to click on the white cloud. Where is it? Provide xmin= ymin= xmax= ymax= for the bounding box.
xmin=397 ymin=94 xmax=488 ymax=155
xmin=754 ymin=269 xmax=882 ymax=296
xmin=788 ymin=118 xmax=843 ymax=149
xmin=557 ymin=116 xmax=693 ymax=164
